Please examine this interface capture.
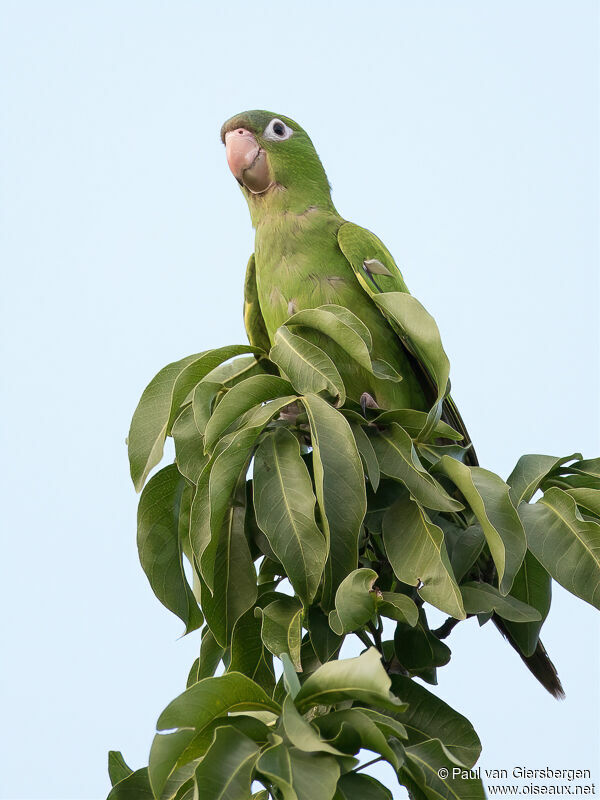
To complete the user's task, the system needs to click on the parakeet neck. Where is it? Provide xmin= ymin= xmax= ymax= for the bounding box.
xmin=246 ymin=183 xmax=337 ymax=228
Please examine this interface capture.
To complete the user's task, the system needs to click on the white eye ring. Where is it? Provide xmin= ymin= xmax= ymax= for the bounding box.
xmin=263 ymin=118 xmax=294 ymax=141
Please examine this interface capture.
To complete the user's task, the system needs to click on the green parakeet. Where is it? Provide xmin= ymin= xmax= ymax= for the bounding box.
xmin=220 ymin=109 xmax=563 ymax=698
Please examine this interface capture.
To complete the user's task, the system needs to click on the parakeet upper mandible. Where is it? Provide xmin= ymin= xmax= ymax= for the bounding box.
xmin=220 ymin=109 xmax=475 ymax=458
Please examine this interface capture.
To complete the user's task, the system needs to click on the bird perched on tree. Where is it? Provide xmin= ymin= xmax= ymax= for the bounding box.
xmin=220 ymin=109 xmax=563 ymax=699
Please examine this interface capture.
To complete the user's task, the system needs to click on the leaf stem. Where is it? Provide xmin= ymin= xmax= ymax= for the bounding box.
xmin=354 ymin=756 xmax=384 ymax=773
xmin=432 ymin=616 xmax=461 ymax=639
xmin=355 ymin=629 xmax=374 ymax=650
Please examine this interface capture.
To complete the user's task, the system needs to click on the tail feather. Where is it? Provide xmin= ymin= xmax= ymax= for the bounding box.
xmin=493 ymin=616 xmax=565 ymax=699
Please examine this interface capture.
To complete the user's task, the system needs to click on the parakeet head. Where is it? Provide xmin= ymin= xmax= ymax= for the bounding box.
xmin=221 ymin=110 xmax=334 ymax=222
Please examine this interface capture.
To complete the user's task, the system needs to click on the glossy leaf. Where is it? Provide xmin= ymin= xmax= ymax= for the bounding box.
xmin=444 ymin=524 xmax=486 ymax=583
xmin=402 ymin=738 xmax=486 ymax=800
xmin=157 ymin=672 xmax=280 ymax=731
xmin=378 ymin=592 xmax=419 ymax=626
xmin=229 ymin=609 xmax=276 ymax=694
xmin=294 ymin=648 xmax=405 ymax=714
xmin=254 ymin=428 xmax=327 ymax=604
xmin=350 ymin=422 xmax=380 ymax=492
xmin=260 ymin=596 xmax=303 ymax=670
xmin=302 ymin=394 xmax=367 ymax=608
xmin=460 ymin=582 xmax=541 ymax=622
xmin=374 ymin=409 xmax=462 ymax=442
xmin=192 ymin=726 xmax=259 ymax=799
xmin=565 ymin=488 xmax=600 ymax=518
xmin=128 ymin=346 xmax=256 ymax=491
xmin=520 ymin=488 xmax=600 ymax=610
xmin=171 ymin=405 xmax=208 ymax=484
xmin=383 ymin=494 xmax=465 ymax=619
xmin=329 ymin=568 xmax=378 ymax=635
xmin=286 ymin=305 xmax=374 ymax=372
xmin=270 ymin=326 xmax=345 ymax=404
xmin=282 ymin=696 xmax=344 ymax=755
xmin=394 ymin=610 xmax=451 ymax=671
xmin=187 ymin=628 xmax=224 ymax=686
xmin=108 ymin=751 xmax=133 ymax=786
xmin=372 ymin=424 xmax=464 ymax=513
xmin=390 ymin=675 xmax=481 ymax=767
xmin=437 ymin=457 xmax=526 ymax=595
xmin=204 ymin=375 xmax=295 ymax=451
xmin=308 ymin=607 xmax=344 ymax=663
xmin=335 ymin=772 xmax=393 ymax=800
xmin=137 ymin=465 xmax=202 ymax=634
xmin=107 ymin=768 xmax=154 ymax=799
xmin=257 ymin=739 xmax=341 ymax=800
xmin=507 ymin=453 xmax=581 ymax=505
xmin=313 ymin=708 xmax=401 ymax=769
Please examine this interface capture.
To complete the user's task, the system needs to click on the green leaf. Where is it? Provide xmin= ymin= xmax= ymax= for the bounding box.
xmin=203 ymin=354 xmax=268 ymax=388
xmin=350 ymin=423 xmax=381 ymax=492
xmin=229 ymin=609 xmax=276 ymax=695
xmin=507 ymin=453 xmax=582 ymax=505
xmin=520 ymin=488 xmax=600 ymax=610
xmin=437 ymin=457 xmax=526 ymax=595
xmin=374 ymin=409 xmax=463 ymax=442
xmin=128 ymin=346 xmax=257 ymax=491
xmin=402 ymin=738 xmax=486 ymax=800
xmin=137 ymin=465 xmax=202 ymax=634
xmin=191 ymin=397 xmax=295 ymax=588
xmin=335 ymin=772 xmax=393 ymax=800
xmin=204 ymin=375 xmax=296 ymax=451
xmin=372 ymin=424 xmax=464 ymax=513
xmin=259 ymin=596 xmax=303 ymax=670
xmin=355 ymin=707 xmax=408 ymax=741
xmin=308 ymin=606 xmax=344 ymax=663
xmin=302 ymin=394 xmax=367 ymax=608
xmin=565 ymin=488 xmax=600 ymax=518
xmin=329 ymin=568 xmax=378 ymax=635
xmin=394 ymin=609 xmax=451 ymax=672
xmin=107 ymin=768 xmax=154 ymax=799
xmin=187 ymin=628 xmax=224 ymax=686
xmin=372 ymin=293 xmax=450 ymax=439
xmin=157 ymin=672 xmax=280 ymax=731
xmin=254 ymin=428 xmax=327 ymax=604
xmin=313 ymin=708 xmax=401 ymax=769
xmin=108 ymin=751 xmax=133 ymax=787
xmin=562 ymin=457 xmax=600 ymax=480
xmin=460 ymin=582 xmax=541 ymax=622
xmin=192 ymin=726 xmax=259 ymax=800
xmin=199 ymin=485 xmax=257 ymax=649
xmin=270 ymin=326 xmax=345 ymax=404
xmin=378 ymin=592 xmax=419 ymax=626
xmin=286 ymin=305 xmax=374 ymax=371
xmin=383 ymin=494 xmax=465 ymax=619
xmin=282 ymin=696 xmax=345 ymax=755
xmin=257 ymin=739 xmax=341 ymax=800
xmin=444 ymin=524 xmax=486 ymax=583
xmin=390 ymin=675 xmax=481 ymax=767
xmin=191 ymin=381 xmax=222 ymax=435
xmin=501 ymin=552 xmax=552 ymax=657
xmin=280 ymin=652 xmax=302 ymax=699
xmin=172 ymin=405 xmax=208 ymax=484
xmin=294 ymin=648 xmax=405 ymax=714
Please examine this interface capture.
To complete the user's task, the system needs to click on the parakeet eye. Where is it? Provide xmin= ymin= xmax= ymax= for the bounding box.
xmin=263 ymin=118 xmax=293 ymax=141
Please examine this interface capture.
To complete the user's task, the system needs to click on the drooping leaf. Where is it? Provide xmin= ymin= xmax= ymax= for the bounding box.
xmin=501 ymin=552 xmax=552 ymax=657
xmin=329 ymin=568 xmax=378 ymax=635
xmin=200 ymin=485 xmax=257 ymax=648
xmin=372 ymin=424 xmax=464 ymax=513
xmin=564 ymin=488 xmax=600 ymax=518
xmin=137 ymin=465 xmax=203 ymax=634
xmin=191 ymin=381 xmax=222 ymax=435
xmin=350 ymin=422 xmax=380 ymax=492
xmin=171 ymin=404 xmax=208 ymax=483
xmin=372 ymin=292 xmax=450 ymax=439
xmin=257 ymin=739 xmax=341 ymax=800
xmin=259 ymin=596 xmax=303 ymax=670
xmin=282 ymin=696 xmax=344 ymax=755
xmin=460 ymin=582 xmax=541 ymax=622
xmin=192 ymin=726 xmax=259 ymax=800
xmin=301 ymin=394 xmax=367 ymax=608
xmin=187 ymin=628 xmax=224 ymax=686
xmin=443 ymin=524 xmax=486 ymax=583
xmin=108 ymin=751 xmax=133 ymax=787
xmin=229 ymin=609 xmax=276 ymax=695
xmin=389 ymin=675 xmax=481 ymax=767
xmin=313 ymin=708 xmax=401 ymax=769
xmin=560 ymin=457 xmax=600 ymax=480
xmin=286 ymin=305 xmax=374 ymax=371
xmin=394 ymin=609 xmax=451 ymax=672
xmin=402 ymin=738 xmax=486 ymax=800
xmin=254 ymin=428 xmax=327 ymax=604
xmin=437 ymin=457 xmax=526 ymax=595
xmin=308 ymin=606 xmax=344 ymax=664
xmin=520 ymin=488 xmax=600 ymax=610
xmin=383 ymin=494 xmax=465 ymax=619
xmin=204 ymin=375 xmax=295 ymax=451
xmin=157 ymin=672 xmax=280 ymax=732
xmin=507 ymin=453 xmax=582 ymax=505
xmin=374 ymin=409 xmax=462 ymax=442
xmin=294 ymin=648 xmax=405 ymax=714
xmin=128 ymin=346 xmax=257 ymax=491
xmin=270 ymin=326 xmax=345 ymax=404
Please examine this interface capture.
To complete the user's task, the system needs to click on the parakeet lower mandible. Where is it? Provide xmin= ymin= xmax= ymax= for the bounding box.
xmin=221 ymin=109 xmax=475 ymax=457
xmin=220 ymin=109 xmax=563 ymax=698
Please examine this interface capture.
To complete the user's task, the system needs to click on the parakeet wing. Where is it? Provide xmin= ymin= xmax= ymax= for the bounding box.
xmin=337 ymin=222 xmax=477 ymax=465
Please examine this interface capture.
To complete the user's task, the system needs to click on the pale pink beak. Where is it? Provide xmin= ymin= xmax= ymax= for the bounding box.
xmin=225 ymin=128 xmax=272 ymax=193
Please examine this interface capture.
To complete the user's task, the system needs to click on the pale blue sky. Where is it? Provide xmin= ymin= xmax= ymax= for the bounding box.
xmin=1 ymin=2 xmax=598 ymax=798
